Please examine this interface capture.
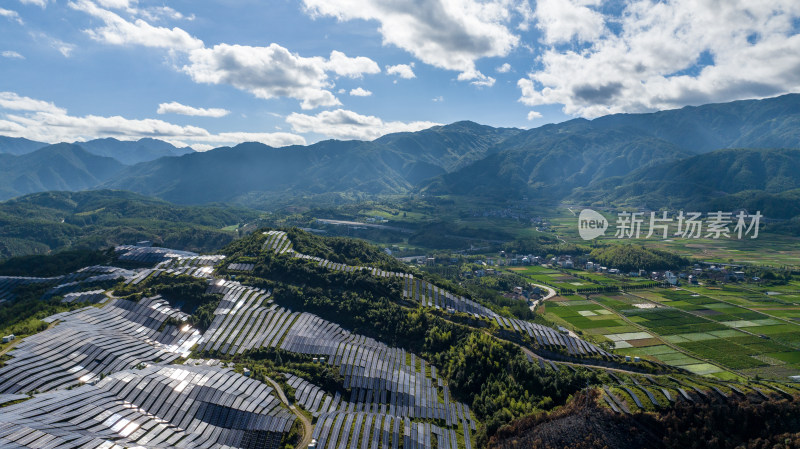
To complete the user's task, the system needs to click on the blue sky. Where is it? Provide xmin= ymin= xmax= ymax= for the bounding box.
xmin=1 ymin=0 xmax=799 ymax=150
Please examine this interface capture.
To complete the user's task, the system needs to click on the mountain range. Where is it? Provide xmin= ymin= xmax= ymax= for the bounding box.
xmin=1 ymin=94 xmax=799 ymax=215
xmin=0 ymin=136 xmax=192 ymax=164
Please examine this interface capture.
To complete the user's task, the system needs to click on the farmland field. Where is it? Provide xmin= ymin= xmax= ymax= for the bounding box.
xmin=541 ymin=286 xmax=800 ymax=380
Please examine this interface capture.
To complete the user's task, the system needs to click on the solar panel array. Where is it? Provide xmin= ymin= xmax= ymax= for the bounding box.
xmin=44 ymin=266 xmax=136 ymax=298
xmin=283 ymin=369 xmax=477 ymax=449
xmin=261 ymin=234 xmax=610 ymax=359
xmin=0 ymin=296 xmax=199 ymax=395
xmin=196 ymin=274 xmax=479 ymax=449
xmin=0 ymin=266 xmax=133 ymax=304
xmin=261 ymin=231 xmax=293 ymax=254
xmin=115 ymin=245 xmax=200 ymax=264
xmin=61 ymin=289 xmax=108 ymax=304
xmin=0 ymin=276 xmax=58 ymax=304
xmin=0 ymin=364 xmax=294 ymax=449
xmin=228 ymin=263 xmax=256 ymax=272
xmin=0 ymin=236 xmax=613 ymax=449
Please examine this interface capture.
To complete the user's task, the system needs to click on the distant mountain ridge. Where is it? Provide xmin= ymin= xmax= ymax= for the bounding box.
xmin=101 ymin=121 xmax=521 ymax=204
xmin=421 ymin=93 xmax=800 ymax=199
xmin=0 ymin=136 xmax=194 ymax=165
xmin=571 ymin=148 xmax=800 ymax=214
xmin=73 ymin=137 xmax=194 ymax=165
xmin=0 ymin=94 xmax=799 ymax=208
xmin=0 ymin=136 xmax=48 ymax=155
xmin=0 ymin=144 xmax=125 ymax=200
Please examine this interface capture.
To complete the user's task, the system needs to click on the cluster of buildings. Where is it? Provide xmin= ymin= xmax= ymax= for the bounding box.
xmin=502 ymin=285 xmax=548 ymax=302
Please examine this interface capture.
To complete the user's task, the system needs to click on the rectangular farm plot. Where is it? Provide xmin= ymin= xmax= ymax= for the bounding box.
xmin=680 ymin=363 xmax=725 ymax=375
xmin=604 ymin=331 xmax=656 ymax=349
xmin=765 ymin=351 xmax=800 ymax=364
xmin=617 ymin=345 xmax=708 ymax=369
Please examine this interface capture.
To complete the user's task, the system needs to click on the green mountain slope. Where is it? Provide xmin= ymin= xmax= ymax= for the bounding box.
xmin=0 ymin=190 xmax=261 ymax=259
xmin=103 ymin=121 xmax=521 ymax=204
xmin=0 ymin=144 xmax=125 ymax=201
xmin=422 ymin=94 xmax=800 ymax=200
xmin=572 ymin=148 xmax=800 ymax=215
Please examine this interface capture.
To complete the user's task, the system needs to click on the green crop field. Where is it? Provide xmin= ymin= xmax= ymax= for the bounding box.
xmin=541 ymin=285 xmax=800 ymax=381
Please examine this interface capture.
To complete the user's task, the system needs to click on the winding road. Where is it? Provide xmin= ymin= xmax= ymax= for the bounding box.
xmin=264 ymin=376 xmax=313 ymax=449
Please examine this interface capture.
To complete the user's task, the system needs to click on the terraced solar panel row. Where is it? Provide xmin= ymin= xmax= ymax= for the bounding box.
xmin=310 ymin=411 xmax=466 ymax=449
xmin=229 ymin=263 xmax=256 ymax=272
xmin=0 ymin=364 xmax=294 ymax=449
xmin=61 ymin=290 xmax=108 ymax=304
xmin=262 ymin=234 xmax=610 ymax=359
xmin=0 ymin=296 xmax=200 ymax=394
xmin=261 ymin=231 xmax=293 ymax=254
xmin=0 ymin=266 xmax=132 ymax=304
xmin=115 ymin=245 xmax=199 ymax=264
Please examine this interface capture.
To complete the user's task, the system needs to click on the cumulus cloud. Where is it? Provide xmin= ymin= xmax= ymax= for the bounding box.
xmin=386 ymin=63 xmax=416 ymax=79
xmin=303 ymin=0 xmax=522 ymax=84
xmin=69 ymin=1 xmax=380 ymax=109
xmin=184 ymin=44 xmax=341 ymax=110
xmin=534 ymin=0 xmax=605 ymax=45
xmin=2 ymin=51 xmax=24 ymax=59
xmin=520 ymin=0 xmax=800 ymax=118
xmin=468 ymin=73 xmax=496 ymax=87
xmin=326 ymin=50 xmax=381 ymax=78
xmin=69 ymin=0 xmax=203 ymax=51
xmin=156 ymin=101 xmax=230 ymax=117
xmin=349 ymin=87 xmax=372 ymax=96
xmin=286 ymin=108 xmax=439 ymax=140
xmin=0 ymin=7 xmax=23 ymax=24
xmin=496 ymin=62 xmax=511 ymax=73
xmin=0 ymin=91 xmax=305 ymax=150
xmin=526 ymin=110 xmax=542 ymax=120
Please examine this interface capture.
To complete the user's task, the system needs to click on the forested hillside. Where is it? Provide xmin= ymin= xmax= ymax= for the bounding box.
xmin=0 ymin=190 xmax=260 ymax=259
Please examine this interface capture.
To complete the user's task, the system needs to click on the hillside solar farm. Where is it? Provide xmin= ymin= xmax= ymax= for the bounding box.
xmin=0 ymin=229 xmax=799 ymax=449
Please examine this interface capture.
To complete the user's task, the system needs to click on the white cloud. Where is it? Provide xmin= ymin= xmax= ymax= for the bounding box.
xmin=0 ymin=92 xmax=66 ymax=114
xmin=95 ymin=0 xmax=133 ymax=9
xmin=184 ymin=43 xmax=340 ymax=110
xmin=326 ymin=50 xmax=380 ymax=78
xmin=468 ymin=73 xmax=496 ymax=87
xmin=432 ymin=96 xmax=444 ymax=102
xmin=199 ymin=132 xmax=306 ymax=148
xmin=496 ymin=62 xmax=511 ymax=73
xmin=18 ymin=0 xmax=48 ymax=8
xmin=138 ymin=6 xmax=191 ymax=22
xmin=349 ymin=87 xmax=372 ymax=96
xmin=386 ymin=63 xmax=416 ymax=79
xmin=521 ymin=0 xmax=800 ymax=118
xmin=286 ymin=108 xmax=439 ymax=140
xmin=526 ymin=110 xmax=542 ymax=120
xmin=2 ymin=51 xmax=24 ymax=59
xmin=29 ymin=31 xmax=76 ymax=57
xmin=157 ymin=101 xmax=230 ymax=118
xmin=69 ymin=0 xmax=203 ymax=51
xmin=534 ymin=0 xmax=605 ymax=45
xmin=302 ymin=0 xmax=522 ymax=84
xmin=53 ymin=39 xmax=76 ymax=57
xmin=0 ymin=91 xmax=305 ymax=149
xmin=0 ymin=7 xmax=23 ymax=24
xmin=69 ymin=1 xmax=379 ymax=109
